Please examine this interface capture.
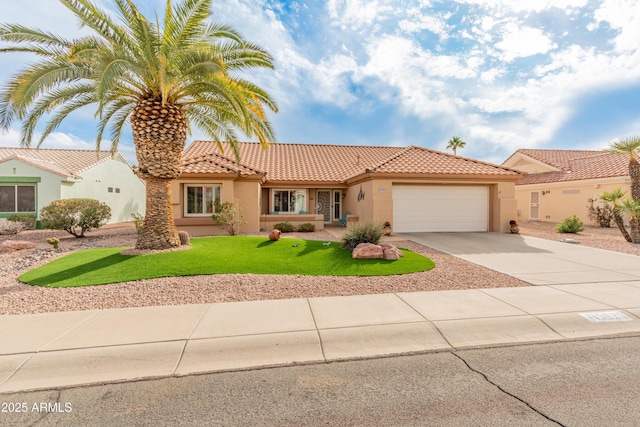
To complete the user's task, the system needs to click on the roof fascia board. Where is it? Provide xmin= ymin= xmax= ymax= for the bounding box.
xmin=347 ymin=172 xmax=521 ymax=184
xmin=517 ymin=175 xmax=630 ymax=188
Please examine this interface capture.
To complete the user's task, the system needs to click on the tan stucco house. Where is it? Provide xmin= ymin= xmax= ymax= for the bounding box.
xmin=502 ymin=149 xmax=630 ymax=224
xmin=0 ymin=147 xmax=146 ymax=224
xmin=174 ymin=141 xmax=522 ymax=236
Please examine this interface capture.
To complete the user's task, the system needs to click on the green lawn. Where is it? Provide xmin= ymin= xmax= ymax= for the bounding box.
xmin=19 ymin=236 xmax=435 ymax=288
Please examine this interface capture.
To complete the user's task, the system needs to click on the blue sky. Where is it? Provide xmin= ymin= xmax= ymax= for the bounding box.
xmin=1 ymin=0 xmax=639 ymax=166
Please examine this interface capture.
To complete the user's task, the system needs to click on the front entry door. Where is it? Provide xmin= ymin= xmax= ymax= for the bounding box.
xmin=530 ymin=191 xmax=540 ymax=220
xmin=317 ymin=190 xmax=331 ymax=223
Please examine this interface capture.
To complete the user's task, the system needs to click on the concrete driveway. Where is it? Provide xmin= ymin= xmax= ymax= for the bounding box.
xmin=403 ymin=232 xmax=640 ymax=285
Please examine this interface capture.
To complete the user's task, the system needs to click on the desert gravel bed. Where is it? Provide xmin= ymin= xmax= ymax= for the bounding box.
xmin=517 ymin=220 xmax=640 ymax=256
xmin=0 ymin=223 xmax=530 ymax=315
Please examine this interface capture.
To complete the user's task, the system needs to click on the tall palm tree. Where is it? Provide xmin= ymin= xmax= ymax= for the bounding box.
xmin=599 ymin=188 xmax=632 ymax=243
xmin=619 ymin=198 xmax=640 ymax=244
xmin=446 ymin=136 xmax=466 ymax=156
xmin=606 ymin=136 xmax=640 ymax=201
xmin=0 ymin=0 xmax=277 ymax=249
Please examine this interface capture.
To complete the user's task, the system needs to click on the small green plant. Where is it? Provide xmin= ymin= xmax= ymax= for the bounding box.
xmin=7 ymin=213 xmax=37 ymax=229
xmin=212 ymin=202 xmax=246 ymax=235
xmin=273 ymin=222 xmax=295 ymax=233
xmin=555 ymin=215 xmax=584 ymax=233
xmin=131 ymin=213 xmax=144 ymax=234
xmin=40 ymin=198 xmax=112 ymax=237
xmin=341 ymin=222 xmax=384 ymax=249
xmin=298 ymin=223 xmax=315 ymax=232
xmin=47 ymin=237 xmax=60 ymax=249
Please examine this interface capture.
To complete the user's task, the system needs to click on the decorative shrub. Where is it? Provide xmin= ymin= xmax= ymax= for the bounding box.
xmin=131 ymin=212 xmax=145 ymax=234
xmin=178 ymin=230 xmax=190 ymax=246
xmin=298 ymin=223 xmax=315 ymax=232
xmin=555 ymin=215 xmax=584 ymax=233
xmin=587 ymin=203 xmax=613 ymax=228
xmin=40 ymin=198 xmax=112 ymax=237
xmin=7 ymin=213 xmax=37 ymax=229
xmin=0 ymin=220 xmax=26 ymax=235
xmin=211 ymin=202 xmax=246 ymax=235
xmin=341 ymin=222 xmax=384 ymax=250
xmin=273 ymin=222 xmax=295 ymax=233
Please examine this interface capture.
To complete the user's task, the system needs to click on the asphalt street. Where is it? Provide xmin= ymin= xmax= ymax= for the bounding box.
xmin=2 ymin=336 xmax=639 ymax=426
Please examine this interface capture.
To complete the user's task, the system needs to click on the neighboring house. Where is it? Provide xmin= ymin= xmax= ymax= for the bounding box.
xmin=174 ymin=141 xmax=522 ymax=236
xmin=0 ymin=147 xmax=146 ymax=224
xmin=502 ymin=149 xmax=630 ymax=224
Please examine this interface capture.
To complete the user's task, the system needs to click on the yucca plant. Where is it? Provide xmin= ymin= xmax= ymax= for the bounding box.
xmin=0 ymin=0 xmax=278 ymax=249
xmin=341 ymin=222 xmax=384 ymax=250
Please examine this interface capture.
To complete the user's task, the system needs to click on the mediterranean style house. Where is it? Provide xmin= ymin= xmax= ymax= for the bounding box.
xmin=173 ymin=141 xmax=522 ymax=236
xmin=0 ymin=147 xmax=146 ymax=224
xmin=502 ymin=149 xmax=631 ymax=224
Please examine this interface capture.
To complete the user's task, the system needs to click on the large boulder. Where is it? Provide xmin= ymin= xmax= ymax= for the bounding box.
xmin=380 ymin=243 xmax=404 ymax=260
xmin=352 ymin=243 xmax=384 ymax=259
xmin=0 ymin=240 xmax=37 ymax=252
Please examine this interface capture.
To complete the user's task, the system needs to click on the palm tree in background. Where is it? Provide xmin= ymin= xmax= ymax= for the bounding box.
xmin=599 ymin=188 xmax=632 ymax=243
xmin=446 ymin=136 xmax=466 ymax=156
xmin=606 ymin=136 xmax=640 ymax=201
xmin=0 ymin=0 xmax=278 ymax=249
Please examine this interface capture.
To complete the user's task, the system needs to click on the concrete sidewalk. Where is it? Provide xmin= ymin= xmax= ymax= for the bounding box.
xmin=404 ymin=232 xmax=640 ymax=285
xmin=3 ymin=282 xmax=640 ymax=394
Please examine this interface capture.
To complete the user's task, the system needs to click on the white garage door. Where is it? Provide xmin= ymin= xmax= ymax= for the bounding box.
xmin=393 ymin=185 xmax=489 ymax=232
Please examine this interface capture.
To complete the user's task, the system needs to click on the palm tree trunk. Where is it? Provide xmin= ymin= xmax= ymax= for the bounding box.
xmin=131 ymin=98 xmax=187 ymax=250
xmin=629 ymin=217 xmax=640 ymax=244
xmin=630 ymin=158 xmax=640 ymax=201
xmin=136 ymin=176 xmax=180 ymax=249
xmin=613 ymin=210 xmax=632 ymax=242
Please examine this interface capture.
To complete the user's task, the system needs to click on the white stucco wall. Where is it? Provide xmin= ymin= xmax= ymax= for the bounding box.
xmin=0 ymin=159 xmax=62 ymax=217
xmin=62 ymin=156 xmax=146 ymax=223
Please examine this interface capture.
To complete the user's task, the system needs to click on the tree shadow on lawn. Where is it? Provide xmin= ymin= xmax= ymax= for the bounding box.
xmin=21 ymin=252 xmax=134 ymax=287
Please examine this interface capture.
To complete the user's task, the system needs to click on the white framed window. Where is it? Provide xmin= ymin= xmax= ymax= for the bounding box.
xmin=0 ymin=185 xmax=36 ymax=213
xmin=272 ymin=189 xmax=306 ymax=213
xmin=185 ymin=184 xmax=221 ymax=216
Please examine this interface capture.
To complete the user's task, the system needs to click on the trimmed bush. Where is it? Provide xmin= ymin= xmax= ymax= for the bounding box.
xmin=40 ymin=198 xmax=111 ymax=237
xmin=298 ymin=223 xmax=315 ymax=232
xmin=341 ymin=222 xmax=384 ymax=250
xmin=273 ymin=222 xmax=295 ymax=233
xmin=0 ymin=220 xmax=26 ymax=235
xmin=7 ymin=213 xmax=37 ymax=229
xmin=555 ymin=215 xmax=584 ymax=233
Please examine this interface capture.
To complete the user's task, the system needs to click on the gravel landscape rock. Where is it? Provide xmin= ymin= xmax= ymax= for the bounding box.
xmin=1 ymin=220 xmax=636 ymax=315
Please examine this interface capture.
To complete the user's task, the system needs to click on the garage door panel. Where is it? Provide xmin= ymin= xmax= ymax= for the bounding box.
xmin=393 ymin=185 xmax=488 ymax=232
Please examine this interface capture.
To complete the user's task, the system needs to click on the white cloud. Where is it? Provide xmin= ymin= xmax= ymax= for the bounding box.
xmin=326 ymin=0 xmax=394 ymax=30
xmin=494 ymin=23 xmax=557 ymax=62
xmin=592 ymin=0 xmax=640 ymax=52
xmin=399 ymin=9 xmax=450 ymax=39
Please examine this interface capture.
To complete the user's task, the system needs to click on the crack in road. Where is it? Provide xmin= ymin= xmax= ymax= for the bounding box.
xmin=452 ymin=352 xmax=566 ymax=427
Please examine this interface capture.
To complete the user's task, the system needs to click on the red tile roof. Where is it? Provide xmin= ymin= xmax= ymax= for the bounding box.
xmin=183 ymin=141 xmax=521 ymax=182
xmin=181 ymin=152 xmax=264 ymax=177
xmin=508 ymin=149 xmax=629 ymax=185
xmin=505 ymin=149 xmax=606 ymax=171
xmin=368 ymin=146 xmax=521 ymax=176
xmin=0 ymin=147 xmax=118 ymax=177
